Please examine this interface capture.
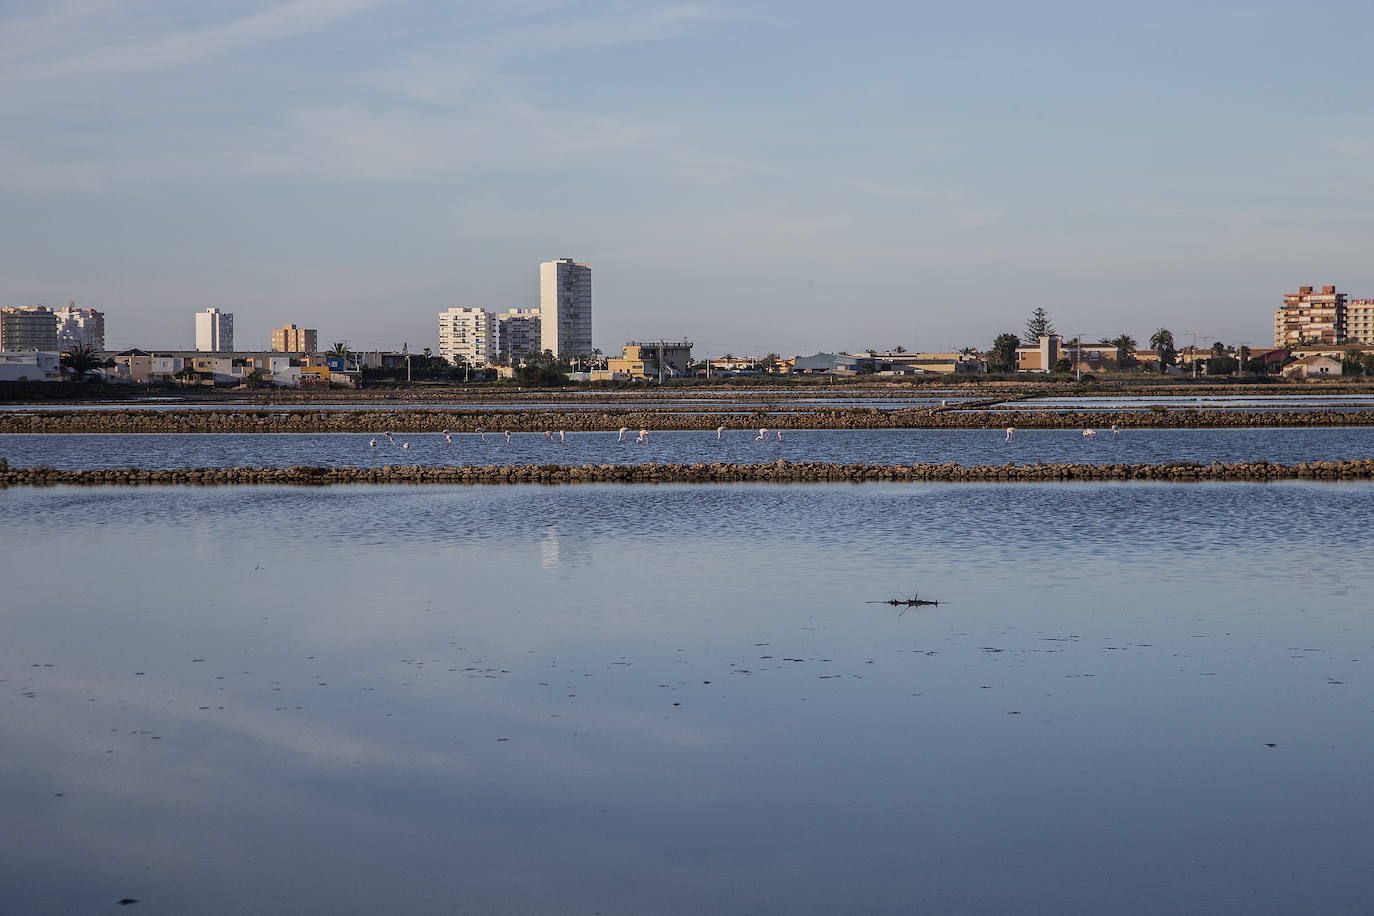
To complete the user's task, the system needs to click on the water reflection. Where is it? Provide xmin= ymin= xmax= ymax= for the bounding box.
xmin=2 ymin=483 xmax=1372 ymax=913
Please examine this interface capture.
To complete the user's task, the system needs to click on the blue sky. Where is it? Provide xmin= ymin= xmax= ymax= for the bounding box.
xmin=2 ymin=0 xmax=1372 ymax=355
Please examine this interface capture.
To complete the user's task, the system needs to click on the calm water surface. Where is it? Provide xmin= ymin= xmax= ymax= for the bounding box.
xmin=2 ymin=482 xmax=1372 ymax=914
xmin=3 ymin=426 xmax=1373 ymax=470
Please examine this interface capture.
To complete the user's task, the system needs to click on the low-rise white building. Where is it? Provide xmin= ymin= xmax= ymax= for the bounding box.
xmin=439 ymin=307 xmax=498 ymax=367
xmin=0 ymin=351 xmax=63 ymax=381
xmin=1284 ymin=354 xmax=1343 ymax=378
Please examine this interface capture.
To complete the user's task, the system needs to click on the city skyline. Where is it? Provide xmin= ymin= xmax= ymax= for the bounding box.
xmin=3 ymin=2 xmax=1373 ymax=354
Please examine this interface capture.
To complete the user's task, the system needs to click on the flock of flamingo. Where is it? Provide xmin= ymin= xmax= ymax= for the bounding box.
xmin=366 ymin=424 xmax=1116 ymax=451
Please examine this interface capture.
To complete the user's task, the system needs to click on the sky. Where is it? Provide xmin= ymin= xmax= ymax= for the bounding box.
xmin=2 ymin=0 xmax=1373 ymax=356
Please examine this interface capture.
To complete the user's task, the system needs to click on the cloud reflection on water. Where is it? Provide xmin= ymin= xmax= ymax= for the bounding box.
xmin=3 ymin=482 xmax=1373 ymax=913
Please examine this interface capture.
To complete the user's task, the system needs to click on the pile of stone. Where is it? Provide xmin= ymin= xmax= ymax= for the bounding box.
xmin=4 ymin=458 xmax=1373 ymax=488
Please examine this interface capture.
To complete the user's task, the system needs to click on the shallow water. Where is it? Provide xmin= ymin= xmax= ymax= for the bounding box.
xmin=2 ymin=482 xmax=1373 ymax=913
xmin=3 ymin=426 xmax=1373 ymax=471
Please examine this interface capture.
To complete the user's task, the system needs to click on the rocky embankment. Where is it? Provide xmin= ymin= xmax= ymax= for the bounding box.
xmin=3 ymin=406 xmax=1374 ymax=434
xmin=4 ymin=459 xmax=1373 ymax=487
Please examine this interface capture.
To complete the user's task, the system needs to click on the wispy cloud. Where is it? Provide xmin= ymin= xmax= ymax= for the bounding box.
xmin=0 ymin=1 xmax=740 ymax=194
xmin=0 ymin=0 xmax=394 ymax=84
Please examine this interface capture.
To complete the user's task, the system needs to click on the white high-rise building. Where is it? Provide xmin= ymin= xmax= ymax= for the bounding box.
xmin=195 ymin=308 xmax=233 ymax=351
xmin=498 ymin=308 xmax=542 ymax=362
xmin=539 ymin=258 xmax=592 ymax=359
xmin=54 ymin=303 xmax=106 ymax=350
xmin=438 ymin=307 xmax=498 ymax=367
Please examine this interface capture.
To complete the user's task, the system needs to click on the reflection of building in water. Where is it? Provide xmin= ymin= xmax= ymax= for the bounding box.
xmin=540 ymin=526 xmax=590 ymax=570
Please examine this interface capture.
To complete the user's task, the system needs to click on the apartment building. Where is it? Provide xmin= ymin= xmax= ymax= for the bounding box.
xmin=498 ymin=308 xmax=542 ymax=362
xmin=438 ymin=307 xmax=498 ymax=367
xmin=195 ymin=308 xmax=234 ymax=351
xmin=53 ymin=303 xmax=106 ymax=350
xmin=1346 ymin=300 xmax=1374 ymax=346
xmin=270 ymin=324 xmax=318 ymax=353
xmin=539 ymin=258 xmax=592 ymax=359
xmin=0 ymin=306 xmax=60 ymax=351
xmin=1275 ymin=286 xmax=1345 ymax=347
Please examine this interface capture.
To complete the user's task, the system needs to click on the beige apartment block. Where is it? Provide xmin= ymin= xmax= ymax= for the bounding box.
xmin=1345 ymin=299 xmax=1374 ymax=346
xmin=270 ymin=324 xmax=318 ymax=352
xmin=1275 ymin=285 xmax=1345 ymax=347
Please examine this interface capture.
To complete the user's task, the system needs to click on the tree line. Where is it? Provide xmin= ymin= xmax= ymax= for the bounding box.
xmin=987 ymin=309 xmax=1182 ymax=374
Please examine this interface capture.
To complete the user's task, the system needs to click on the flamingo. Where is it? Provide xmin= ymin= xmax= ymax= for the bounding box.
xmin=716 ymin=426 xmax=726 ymax=441
xmin=755 ymin=428 xmax=768 ymax=442
xmin=1082 ymin=428 xmax=1095 ymax=440
xmin=1111 ymin=423 xmax=1119 ymax=436
xmin=618 ymin=427 xmax=630 ymax=442
xmin=776 ymin=429 xmax=783 ymax=442
xmin=444 ymin=432 xmax=452 ymax=444
xmin=504 ymin=430 xmax=511 ymax=444
xmin=636 ymin=429 xmax=648 ymax=445
xmin=369 ymin=438 xmax=377 ymax=448
xmin=401 ymin=442 xmax=410 ymax=450
xmin=476 ymin=427 xmax=485 ymax=441
xmin=1005 ymin=426 xmax=1015 ymax=443
xmin=559 ymin=430 xmax=566 ymax=443
xmin=543 ymin=431 xmax=553 ymax=441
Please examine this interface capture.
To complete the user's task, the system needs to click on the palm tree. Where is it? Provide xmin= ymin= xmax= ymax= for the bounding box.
xmin=893 ymin=344 xmax=907 ymax=353
xmin=61 ymin=344 xmax=103 ymax=381
xmin=1109 ymin=334 xmax=1137 ymax=368
xmin=1149 ymin=328 xmax=1176 ymax=368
